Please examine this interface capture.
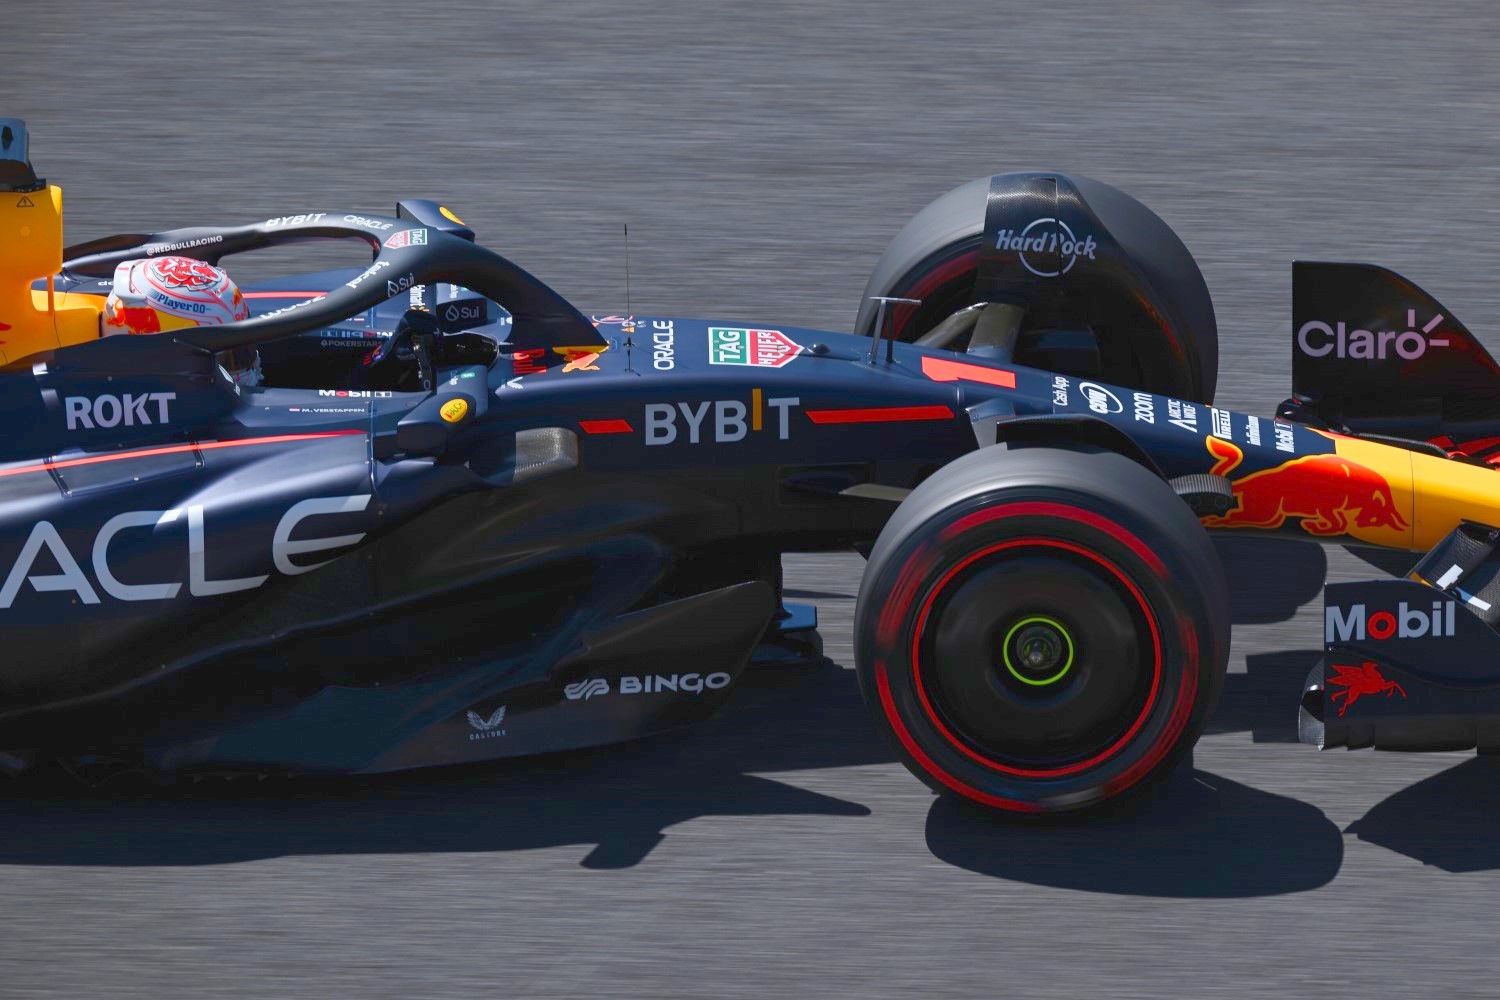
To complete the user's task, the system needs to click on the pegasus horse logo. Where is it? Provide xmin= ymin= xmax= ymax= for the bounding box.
xmin=1326 ymin=661 xmax=1407 ymax=717
xmin=466 ymin=706 xmax=507 ymax=731
xmin=1200 ymin=437 xmax=1407 ymax=537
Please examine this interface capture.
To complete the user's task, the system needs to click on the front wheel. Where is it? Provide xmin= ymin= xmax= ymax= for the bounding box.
xmin=854 ymin=446 xmax=1229 ymax=816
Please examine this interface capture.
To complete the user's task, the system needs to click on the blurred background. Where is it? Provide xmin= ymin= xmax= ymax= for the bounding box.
xmin=5 ymin=2 xmax=1500 ymax=998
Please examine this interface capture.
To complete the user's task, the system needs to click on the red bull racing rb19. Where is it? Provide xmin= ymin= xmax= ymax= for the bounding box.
xmin=4 ymin=118 xmax=1500 ymax=818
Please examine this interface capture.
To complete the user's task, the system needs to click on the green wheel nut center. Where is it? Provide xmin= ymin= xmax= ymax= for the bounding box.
xmin=1002 ymin=616 xmax=1075 ymax=687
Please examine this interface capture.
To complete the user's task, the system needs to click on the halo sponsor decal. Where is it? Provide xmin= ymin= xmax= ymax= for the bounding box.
xmin=383 ymin=228 xmax=429 ymax=250
xmin=143 ymin=234 xmax=223 ymax=256
xmin=345 ymin=260 xmax=391 ymax=289
xmin=708 ymin=327 xmax=801 ymax=368
xmin=994 ymin=217 xmax=1098 ymax=277
xmin=342 ymin=214 xmax=394 ymax=232
xmin=1326 ymin=661 xmax=1407 ymax=717
xmin=266 ymin=213 xmax=326 ymax=227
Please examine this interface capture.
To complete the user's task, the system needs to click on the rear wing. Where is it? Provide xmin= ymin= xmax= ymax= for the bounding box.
xmin=1290 ymin=261 xmax=1500 ymax=436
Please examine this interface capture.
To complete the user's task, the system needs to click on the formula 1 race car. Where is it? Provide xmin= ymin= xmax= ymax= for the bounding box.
xmin=3 ymin=118 xmax=1499 ymax=816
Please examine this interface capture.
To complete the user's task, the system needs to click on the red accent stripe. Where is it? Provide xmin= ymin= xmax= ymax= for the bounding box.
xmin=242 ymin=291 xmax=327 ymax=299
xmin=0 ymin=430 xmax=366 ymax=480
xmin=920 ymin=355 xmax=1017 ymax=389
xmin=579 ymin=419 xmax=633 ymax=435
xmin=804 ymin=405 xmax=954 ymax=425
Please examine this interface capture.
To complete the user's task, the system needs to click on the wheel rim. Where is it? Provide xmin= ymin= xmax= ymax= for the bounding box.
xmin=913 ymin=539 xmax=1162 ymax=776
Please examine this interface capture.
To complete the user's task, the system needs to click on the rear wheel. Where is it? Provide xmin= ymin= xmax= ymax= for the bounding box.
xmin=856 ymin=173 xmax=1219 ymax=403
xmin=854 ymin=446 xmax=1229 ymax=815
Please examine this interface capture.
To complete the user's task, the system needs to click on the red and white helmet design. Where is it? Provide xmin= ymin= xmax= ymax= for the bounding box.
xmin=103 ymin=255 xmax=250 ymax=335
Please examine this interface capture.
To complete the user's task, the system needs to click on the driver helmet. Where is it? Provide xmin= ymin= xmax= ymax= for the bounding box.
xmin=103 ymin=255 xmax=249 ymax=335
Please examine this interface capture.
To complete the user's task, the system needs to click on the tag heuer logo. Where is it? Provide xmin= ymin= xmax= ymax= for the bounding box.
xmin=383 ymin=228 xmax=429 ymax=250
xmin=708 ymin=327 xmax=802 ymax=368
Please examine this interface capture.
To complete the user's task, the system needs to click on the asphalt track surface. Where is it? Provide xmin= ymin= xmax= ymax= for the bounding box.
xmin=7 ymin=1 xmax=1500 ymax=996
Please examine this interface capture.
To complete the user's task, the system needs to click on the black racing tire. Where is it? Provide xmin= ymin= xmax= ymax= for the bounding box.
xmin=854 ymin=446 xmax=1229 ymax=816
xmin=856 ymin=173 xmax=1218 ymax=404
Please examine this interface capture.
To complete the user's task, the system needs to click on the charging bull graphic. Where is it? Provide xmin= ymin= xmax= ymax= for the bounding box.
xmin=1201 ymin=437 xmax=1408 ymax=537
xmin=1326 ymin=661 xmax=1407 ymax=717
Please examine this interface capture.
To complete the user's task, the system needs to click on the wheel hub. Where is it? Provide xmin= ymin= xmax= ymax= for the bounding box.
xmin=1002 ymin=615 xmax=1074 ymax=687
xmin=920 ymin=549 xmax=1153 ymax=769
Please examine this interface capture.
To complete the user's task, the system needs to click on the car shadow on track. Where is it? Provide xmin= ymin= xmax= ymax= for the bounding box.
xmin=924 ymin=766 xmax=1344 ymax=897
xmin=1208 ymin=649 xmax=1321 ymax=744
xmin=0 ymin=660 xmax=882 ymax=871
xmin=0 ymin=540 xmax=1354 ymax=880
xmin=1215 ymin=536 xmax=1327 ymax=624
xmin=1345 ymin=756 xmax=1500 ymax=872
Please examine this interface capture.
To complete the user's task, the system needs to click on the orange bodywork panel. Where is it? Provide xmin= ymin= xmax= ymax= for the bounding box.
xmin=0 ymin=184 xmax=102 ymax=365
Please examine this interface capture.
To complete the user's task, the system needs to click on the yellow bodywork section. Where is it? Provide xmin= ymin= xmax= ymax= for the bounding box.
xmin=1408 ymin=449 xmax=1500 ymax=551
xmin=0 ymin=184 xmax=102 ymax=364
xmin=1204 ymin=430 xmax=1500 ymax=553
xmin=1328 ymin=434 xmax=1500 ymax=552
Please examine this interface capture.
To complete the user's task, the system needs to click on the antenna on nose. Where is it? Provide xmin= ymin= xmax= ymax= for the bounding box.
xmin=623 ymin=223 xmax=632 ymax=326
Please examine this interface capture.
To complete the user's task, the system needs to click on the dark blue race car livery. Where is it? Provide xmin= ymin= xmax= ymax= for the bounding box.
xmin=6 ymin=118 xmax=1500 ymax=816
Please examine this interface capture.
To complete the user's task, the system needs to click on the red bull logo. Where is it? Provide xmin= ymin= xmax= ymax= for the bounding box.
xmin=509 ymin=346 xmax=606 ymax=377
xmin=1326 ymin=660 xmax=1407 ymax=717
xmin=150 ymin=256 xmax=221 ymax=290
xmin=1201 ymin=438 xmax=1407 ymax=537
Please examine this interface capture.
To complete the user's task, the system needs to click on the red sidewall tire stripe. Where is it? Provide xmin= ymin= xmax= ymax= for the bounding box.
xmin=874 ymin=658 xmax=1042 ymax=814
